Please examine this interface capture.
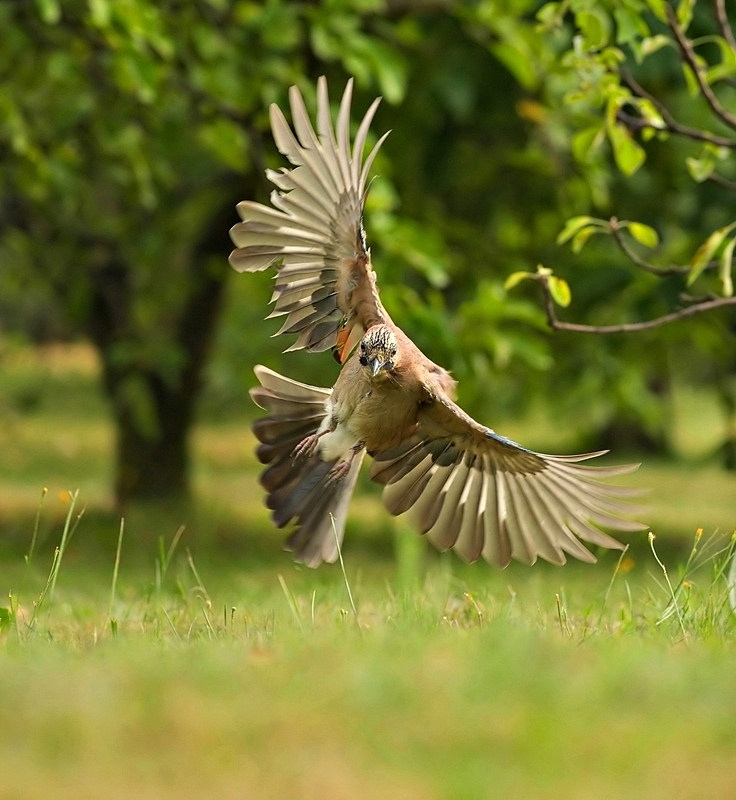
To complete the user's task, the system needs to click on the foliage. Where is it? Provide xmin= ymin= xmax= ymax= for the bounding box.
xmin=488 ymin=0 xmax=736 ymax=452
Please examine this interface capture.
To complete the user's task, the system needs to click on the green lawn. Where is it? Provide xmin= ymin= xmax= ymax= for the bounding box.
xmin=2 ymin=527 xmax=736 ymax=800
xmin=1 ymin=342 xmax=736 ymax=799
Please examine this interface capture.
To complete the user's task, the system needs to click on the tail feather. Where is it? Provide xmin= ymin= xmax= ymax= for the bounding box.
xmin=251 ymin=386 xmax=326 ymax=415
xmin=253 ymin=364 xmax=331 ymax=400
xmin=285 ymin=453 xmax=363 ymax=567
xmin=261 ymin=457 xmax=300 ymax=492
xmin=250 ymin=365 xmax=363 ymax=567
xmin=256 ymin=438 xmax=305 ymax=465
xmin=252 ymin=415 xmax=321 ymax=444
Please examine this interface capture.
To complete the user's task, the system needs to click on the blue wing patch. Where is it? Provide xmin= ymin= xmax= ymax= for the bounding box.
xmin=485 ymin=428 xmax=534 ymax=454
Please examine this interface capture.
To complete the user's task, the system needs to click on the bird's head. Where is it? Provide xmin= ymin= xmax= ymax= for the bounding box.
xmin=359 ymin=326 xmax=398 ymax=379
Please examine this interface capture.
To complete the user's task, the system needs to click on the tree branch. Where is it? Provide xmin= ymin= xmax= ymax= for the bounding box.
xmin=707 ymin=171 xmax=736 ymax=191
xmin=667 ymin=4 xmax=736 ymax=132
xmin=619 ymin=71 xmax=736 ymax=148
xmin=536 ymin=275 xmax=736 ymax=335
xmin=609 ymin=224 xmax=688 ymax=276
xmin=716 ymin=0 xmax=736 ymax=54
xmin=607 ymin=218 xmax=719 ymax=277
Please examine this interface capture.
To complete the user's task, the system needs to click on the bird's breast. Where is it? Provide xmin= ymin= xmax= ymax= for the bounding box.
xmin=349 ymin=383 xmax=419 ymax=453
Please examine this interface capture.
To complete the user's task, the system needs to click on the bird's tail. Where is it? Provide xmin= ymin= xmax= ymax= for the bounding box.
xmin=250 ymin=365 xmax=364 ymax=567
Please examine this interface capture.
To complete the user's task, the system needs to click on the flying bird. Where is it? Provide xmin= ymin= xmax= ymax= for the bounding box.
xmin=229 ymin=78 xmax=645 ymax=568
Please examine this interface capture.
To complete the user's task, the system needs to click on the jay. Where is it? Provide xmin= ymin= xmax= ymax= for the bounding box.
xmin=229 ymin=78 xmax=645 ymax=568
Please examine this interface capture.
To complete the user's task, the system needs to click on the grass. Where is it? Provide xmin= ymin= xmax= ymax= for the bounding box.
xmin=2 ymin=511 xmax=736 ymax=799
xmin=2 ymin=341 xmax=736 ymax=798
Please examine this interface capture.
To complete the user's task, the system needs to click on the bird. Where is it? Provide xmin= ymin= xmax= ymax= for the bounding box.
xmin=229 ymin=77 xmax=646 ymax=568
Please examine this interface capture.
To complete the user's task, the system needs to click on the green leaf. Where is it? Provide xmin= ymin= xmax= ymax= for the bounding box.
xmin=677 ymin=0 xmax=696 ymax=31
xmin=575 ymin=8 xmax=612 ymax=50
xmin=614 ymin=8 xmax=649 ymax=46
xmin=639 ymin=34 xmax=671 ymax=57
xmin=644 ymin=0 xmax=668 ymax=22
xmin=548 ymin=276 xmax=571 ymax=307
xmin=627 ymin=222 xmax=659 ymax=248
xmin=504 ymin=271 xmax=534 ymax=290
xmin=369 ymin=41 xmax=408 ymax=104
xmin=536 ymin=2 xmax=564 ymax=30
xmin=682 ymin=63 xmax=700 ymax=96
xmin=571 ymin=226 xmax=597 ymax=253
xmin=572 ymin=125 xmax=605 ymax=163
xmin=631 ymin=98 xmax=665 ymax=129
xmin=685 ymin=155 xmax=715 ymax=183
xmin=36 ymin=0 xmax=60 ymax=23
xmin=556 ymin=216 xmax=602 ymax=245
xmin=89 ymin=0 xmax=111 ymax=27
xmin=491 ymin=42 xmax=538 ymax=90
xmin=704 ymin=36 xmax=736 ymax=84
xmin=688 ymin=222 xmax=736 ymax=286
xmin=608 ymin=123 xmax=646 ymax=176
xmin=719 ymin=237 xmax=736 ymax=297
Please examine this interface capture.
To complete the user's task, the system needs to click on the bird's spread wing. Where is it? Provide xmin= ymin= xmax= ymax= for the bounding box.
xmin=229 ymin=77 xmax=389 ymax=361
xmin=369 ymin=391 xmax=646 ymax=567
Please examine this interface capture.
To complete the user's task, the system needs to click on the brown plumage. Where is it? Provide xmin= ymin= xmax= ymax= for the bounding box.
xmin=231 ymin=78 xmax=646 ymax=568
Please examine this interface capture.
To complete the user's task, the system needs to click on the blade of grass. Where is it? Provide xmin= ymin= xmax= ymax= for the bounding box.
xmin=161 ymin=606 xmax=181 ymax=642
xmin=330 ymin=514 xmax=360 ymax=632
xmin=598 ymin=544 xmax=630 ymax=626
xmin=278 ymin=574 xmax=304 ymax=632
xmin=186 ymin=548 xmax=212 ymax=609
xmin=165 ymin=525 xmax=186 ymax=570
xmin=649 ymin=532 xmax=688 ymax=641
xmin=48 ymin=491 xmax=86 ymax=604
xmin=107 ymin=518 xmax=125 ymax=620
xmin=25 ymin=487 xmax=47 ymax=567
xmin=28 ymin=547 xmax=60 ymax=632
xmin=200 ymin=606 xmax=217 ymax=640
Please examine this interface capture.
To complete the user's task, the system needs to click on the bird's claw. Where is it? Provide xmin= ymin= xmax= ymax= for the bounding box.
xmin=292 ymin=434 xmax=321 ymax=460
xmin=328 ymin=460 xmax=351 ymax=482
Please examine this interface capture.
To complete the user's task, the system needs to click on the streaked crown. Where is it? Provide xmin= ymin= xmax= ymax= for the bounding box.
xmin=359 ymin=326 xmax=398 ymax=374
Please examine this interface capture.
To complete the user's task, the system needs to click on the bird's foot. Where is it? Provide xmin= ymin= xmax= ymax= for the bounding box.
xmin=292 ymin=433 xmax=323 ymax=460
xmin=327 ymin=442 xmax=364 ymax=483
xmin=328 ymin=460 xmax=351 ymax=482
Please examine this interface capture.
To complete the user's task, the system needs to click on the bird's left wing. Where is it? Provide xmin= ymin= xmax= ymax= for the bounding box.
xmin=229 ymin=77 xmax=390 ymax=361
xmin=369 ymin=391 xmax=646 ymax=567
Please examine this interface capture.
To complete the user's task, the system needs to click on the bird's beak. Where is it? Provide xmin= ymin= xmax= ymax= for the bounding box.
xmin=370 ymin=357 xmax=383 ymax=376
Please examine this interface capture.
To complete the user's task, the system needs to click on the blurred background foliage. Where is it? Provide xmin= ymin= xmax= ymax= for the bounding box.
xmin=1 ymin=0 xmax=735 ymax=510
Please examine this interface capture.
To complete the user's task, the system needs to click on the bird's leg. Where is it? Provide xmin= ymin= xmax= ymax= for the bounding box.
xmin=329 ymin=441 xmax=365 ymax=482
xmin=292 ymin=429 xmax=330 ymax=460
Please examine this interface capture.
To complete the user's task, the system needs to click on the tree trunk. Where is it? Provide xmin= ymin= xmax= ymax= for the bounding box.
xmin=85 ymin=196 xmax=240 ymax=507
xmin=113 ymin=371 xmax=192 ymax=502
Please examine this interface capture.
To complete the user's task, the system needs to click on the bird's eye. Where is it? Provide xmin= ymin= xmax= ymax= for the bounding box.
xmin=359 ymin=355 xmax=368 ymax=366
xmin=385 ymin=361 xmax=393 ymax=371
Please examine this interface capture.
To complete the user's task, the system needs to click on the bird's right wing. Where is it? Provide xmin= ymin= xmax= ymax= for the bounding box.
xmin=369 ymin=390 xmax=646 ymax=568
xmin=229 ymin=77 xmax=390 ymax=362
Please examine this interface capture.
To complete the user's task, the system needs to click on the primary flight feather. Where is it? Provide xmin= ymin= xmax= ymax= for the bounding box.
xmin=230 ymin=77 xmax=646 ymax=568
